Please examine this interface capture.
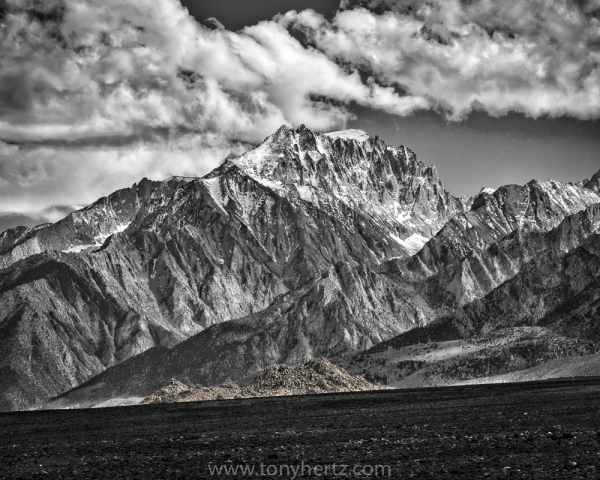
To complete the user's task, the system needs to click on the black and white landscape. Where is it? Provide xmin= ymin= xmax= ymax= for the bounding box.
xmin=1 ymin=0 xmax=600 ymax=478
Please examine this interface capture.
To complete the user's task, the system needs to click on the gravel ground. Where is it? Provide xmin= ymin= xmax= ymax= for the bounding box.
xmin=1 ymin=377 xmax=600 ymax=479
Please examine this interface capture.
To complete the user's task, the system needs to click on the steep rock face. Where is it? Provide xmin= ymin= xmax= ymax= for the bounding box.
xmin=133 ymin=261 xmax=425 ymax=379
xmin=353 ymin=200 xmax=600 ymax=338
xmin=362 ymin=235 xmax=600 ymax=368
xmin=368 ymin=208 xmax=600 ymax=352
xmin=0 ymin=181 xmax=298 ymax=411
xmin=391 ymin=181 xmax=600 ymax=319
xmin=452 ymin=232 xmax=600 ymax=338
xmin=213 ymin=125 xmax=464 ymax=257
xmin=63 ymin=180 xmax=600 ymax=398
xmin=0 ymin=126 xmax=459 ymax=411
xmin=585 ymin=170 xmax=600 ymax=193
xmin=416 ymin=202 xmax=600 ymax=312
xmin=0 ymin=178 xmax=185 ymax=269
xmin=339 ymin=225 xmax=600 ymax=388
xmin=57 ymin=211 xmax=600 ymax=403
xmin=414 ymin=180 xmax=600 ymax=275
xmin=0 ymin=225 xmax=48 ymax=253
xmin=44 ymin=261 xmax=427 ymax=407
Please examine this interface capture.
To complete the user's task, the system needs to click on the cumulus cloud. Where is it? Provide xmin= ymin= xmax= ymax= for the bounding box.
xmin=0 ymin=0 xmax=426 ymax=145
xmin=205 ymin=17 xmax=226 ymax=30
xmin=1 ymin=0 xmax=599 ymax=222
xmin=0 ymin=0 xmax=427 ymax=220
xmin=285 ymin=0 xmax=600 ymax=120
xmin=0 ymin=136 xmax=249 ymax=220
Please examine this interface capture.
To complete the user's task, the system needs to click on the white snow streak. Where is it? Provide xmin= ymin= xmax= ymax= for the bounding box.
xmin=325 ymin=130 xmax=370 ymax=142
xmin=390 ymin=233 xmax=429 ymax=255
xmin=62 ymin=222 xmax=131 ymax=253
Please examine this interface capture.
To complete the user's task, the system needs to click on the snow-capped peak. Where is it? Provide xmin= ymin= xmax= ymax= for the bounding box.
xmin=479 ymin=187 xmax=496 ymax=195
xmin=325 ymin=129 xmax=371 ymax=142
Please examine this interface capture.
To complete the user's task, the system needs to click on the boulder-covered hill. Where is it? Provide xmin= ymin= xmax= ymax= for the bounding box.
xmin=141 ymin=358 xmax=383 ymax=405
xmin=0 ymin=125 xmax=463 ymax=412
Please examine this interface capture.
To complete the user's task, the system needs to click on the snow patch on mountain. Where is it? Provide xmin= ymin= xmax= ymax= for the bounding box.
xmin=296 ymin=185 xmax=314 ymax=203
xmin=390 ymin=233 xmax=428 ymax=255
xmin=253 ymin=177 xmax=284 ymax=192
xmin=325 ymin=130 xmax=370 ymax=142
xmin=202 ymin=177 xmax=228 ymax=210
xmin=234 ymin=141 xmax=273 ymax=174
xmin=63 ymin=244 xmax=94 ymax=254
xmin=62 ymin=223 xmax=131 ymax=254
xmin=395 ymin=208 xmax=412 ymax=224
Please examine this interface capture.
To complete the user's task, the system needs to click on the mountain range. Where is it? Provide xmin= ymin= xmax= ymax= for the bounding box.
xmin=1 ymin=125 xmax=599 ymax=412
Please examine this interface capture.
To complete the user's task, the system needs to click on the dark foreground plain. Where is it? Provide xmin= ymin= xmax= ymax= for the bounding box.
xmin=1 ymin=378 xmax=600 ymax=479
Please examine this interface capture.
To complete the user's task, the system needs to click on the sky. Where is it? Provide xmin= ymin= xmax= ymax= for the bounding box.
xmin=180 ymin=0 xmax=340 ymax=30
xmin=0 ymin=0 xmax=599 ymax=232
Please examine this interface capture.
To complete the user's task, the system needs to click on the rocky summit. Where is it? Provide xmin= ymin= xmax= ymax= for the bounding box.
xmin=1 ymin=125 xmax=599 ymax=412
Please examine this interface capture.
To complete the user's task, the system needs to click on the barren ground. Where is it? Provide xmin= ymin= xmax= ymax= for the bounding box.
xmin=2 ymin=377 xmax=600 ymax=479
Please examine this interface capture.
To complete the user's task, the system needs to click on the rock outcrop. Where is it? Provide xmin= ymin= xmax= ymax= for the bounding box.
xmin=142 ymin=358 xmax=383 ymax=405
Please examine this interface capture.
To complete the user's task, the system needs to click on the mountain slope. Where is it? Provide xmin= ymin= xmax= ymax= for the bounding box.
xmin=44 ymin=261 xmax=428 ymax=407
xmin=413 ymin=180 xmax=600 ymax=277
xmin=0 ymin=178 xmax=180 ymax=269
xmin=0 ymin=125 xmax=460 ymax=412
xmin=341 ymin=224 xmax=600 ymax=388
xmin=45 ymin=200 xmax=600 ymax=408
xmin=3 ymin=124 xmax=600 ymax=412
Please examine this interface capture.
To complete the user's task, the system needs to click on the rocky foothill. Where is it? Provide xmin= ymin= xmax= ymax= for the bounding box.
xmin=142 ymin=358 xmax=384 ymax=404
